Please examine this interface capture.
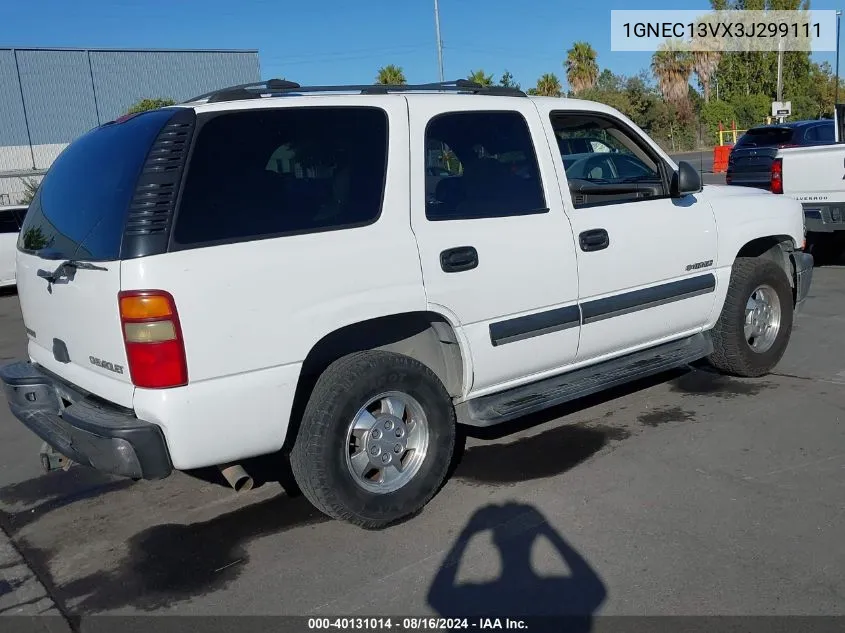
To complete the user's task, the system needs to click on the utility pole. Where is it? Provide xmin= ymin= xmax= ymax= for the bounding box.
xmin=434 ymin=0 xmax=444 ymax=83
xmin=833 ymin=11 xmax=842 ymax=107
xmin=776 ymin=38 xmax=784 ymax=122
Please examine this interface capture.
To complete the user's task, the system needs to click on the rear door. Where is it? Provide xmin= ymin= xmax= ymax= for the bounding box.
xmin=15 ymin=108 xmax=182 ymax=407
xmin=409 ymin=96 xmax=580 ymax=396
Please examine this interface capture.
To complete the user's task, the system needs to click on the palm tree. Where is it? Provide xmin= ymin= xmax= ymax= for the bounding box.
xmin=651 ymin=42 xmax=693 ymax=106
xmin=532 ymin=73 xmax=562 ymax=97
xmin=690 ymin=18 xmax=721 ymax=103
xmin=564 ymin=42 xmax=599 ymax=94
xmin=375 ymin=64 xmax=407 ymax=85
xmin=467 ymin=69 xmax=494 ymax=86
xmin=692 ymin=49 xmax=720 ymax=103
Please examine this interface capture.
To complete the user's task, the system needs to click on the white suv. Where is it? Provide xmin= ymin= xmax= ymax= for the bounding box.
xmin=1 ymin=79 xmax=813 ymax=528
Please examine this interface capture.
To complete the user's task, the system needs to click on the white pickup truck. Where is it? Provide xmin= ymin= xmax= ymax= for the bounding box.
xmin=0 ymin=79 xmax=814 ymax=528
xmin=774 ymin=142 xmax=845 ymax=259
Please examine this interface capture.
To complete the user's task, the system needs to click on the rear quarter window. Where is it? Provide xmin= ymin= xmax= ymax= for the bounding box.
xmin=172 ymin=107 xmax=389 ymax=248
xmin=18 ymin=109 xmax=176 ymax=261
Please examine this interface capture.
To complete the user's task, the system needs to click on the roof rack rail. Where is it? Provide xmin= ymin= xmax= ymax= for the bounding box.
xmin=186 ymin=79 xmax=302 ymax=103
xmin=183 ymin=78 xmax=526 ymax=104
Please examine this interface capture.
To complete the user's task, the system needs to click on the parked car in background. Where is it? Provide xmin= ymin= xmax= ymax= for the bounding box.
xmin=726 ymin=120 xmax=835 ymax=189
xmin=0 ymin=205 xmax=27 ymax=288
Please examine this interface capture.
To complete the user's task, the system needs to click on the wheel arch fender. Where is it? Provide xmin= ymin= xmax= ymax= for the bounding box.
xmin=735 ymin=235 xmax=798 ymax=289
xmin=284 ymin=310 xmax=469 ymax=451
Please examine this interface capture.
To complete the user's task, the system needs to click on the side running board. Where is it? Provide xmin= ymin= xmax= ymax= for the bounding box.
xmin=457 ymin=333 xmax=713 ymax=427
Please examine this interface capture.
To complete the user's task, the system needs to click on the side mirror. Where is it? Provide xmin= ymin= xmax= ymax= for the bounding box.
xmin=670 ymin=161 xmax=702 ymax=197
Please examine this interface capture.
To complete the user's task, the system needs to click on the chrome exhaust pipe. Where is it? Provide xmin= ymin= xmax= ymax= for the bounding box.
xmin=219 ymin=463 xmax=254 ymax=492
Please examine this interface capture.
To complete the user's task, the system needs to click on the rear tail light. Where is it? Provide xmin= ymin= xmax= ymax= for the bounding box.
xmin=770 ymin=158 xmax=783 ymax=194
xmin=118 ymin=290 xmax=187 ymax=389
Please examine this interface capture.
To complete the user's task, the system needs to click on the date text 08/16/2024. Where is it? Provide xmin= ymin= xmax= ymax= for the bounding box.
xmin=307 ymin=618 xmax=529 ymax=630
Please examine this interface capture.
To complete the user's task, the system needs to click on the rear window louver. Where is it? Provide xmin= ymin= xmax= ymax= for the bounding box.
xmin=121 ymin=109 xmax=196 ymax=259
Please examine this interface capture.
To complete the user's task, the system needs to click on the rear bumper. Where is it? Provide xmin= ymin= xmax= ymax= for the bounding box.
xmin=791 ymin=251 xmax=814 ymax=315
xmin=0 ymin=361 xmax=172 ymax=480
xmin=803 ymin=205 xmax=845 ymax=234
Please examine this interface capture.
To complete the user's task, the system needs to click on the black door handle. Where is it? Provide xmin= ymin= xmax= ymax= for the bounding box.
xmin=579 ymin=229 xmax=609 ymax=252
xmin=440 ymin=246 xmax=478 ymax=273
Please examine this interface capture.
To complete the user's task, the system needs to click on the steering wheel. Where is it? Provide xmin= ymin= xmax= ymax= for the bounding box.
xmin=581 ymin=154 xmax=615 ymax=180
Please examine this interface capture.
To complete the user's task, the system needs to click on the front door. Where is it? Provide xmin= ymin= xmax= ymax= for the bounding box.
xmin=408 ymin=96 xmax=580 ymax=396
xmin=541 ymin=107 xmax=719 ymax=362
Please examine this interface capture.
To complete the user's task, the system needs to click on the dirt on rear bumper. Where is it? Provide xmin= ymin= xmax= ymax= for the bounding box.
xmin=0 ymin=361 xmax=172 ymax=480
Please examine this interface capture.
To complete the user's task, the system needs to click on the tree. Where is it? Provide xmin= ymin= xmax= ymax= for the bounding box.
xmin=531 ymin=73 xmax=563 ymax=97
xmin=692 ymin=49 xmax=721 ymax=103
xmin=18 ymin=177 xmax=41 ymax=205
xmin=595 ymin=69 xmax=623 ymax=92
xmin=651 ymin=42 xmax=693 ymax=110
xmin=499 ymin=70 xmax=520 ymax=90
xmin=125 ymin=98 xmax=175 ymax=115
xmin=701 ymin=100 xmax=738 ymax=144
xmin=795 ymin=61 xmax=845 ymax=119
xmin=731 ymin=93 xmax=772 ymax=128
xmin=467 ymin=69 xmax=494 ymax=87
xmin=564 ymin=41 xmax=599 ymax=94
xmin=708 ymin=0 xmax=811 ymax=103
xmin=375 ymin=64 xmax=407 ymax=85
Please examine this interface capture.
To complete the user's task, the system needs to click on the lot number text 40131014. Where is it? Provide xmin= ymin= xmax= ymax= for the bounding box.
xmin=307 ymin=617 xmax=529 ymax=630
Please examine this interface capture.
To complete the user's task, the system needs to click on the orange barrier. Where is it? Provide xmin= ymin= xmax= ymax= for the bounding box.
xmin=713 ymin=145 xmax=732 ymax=173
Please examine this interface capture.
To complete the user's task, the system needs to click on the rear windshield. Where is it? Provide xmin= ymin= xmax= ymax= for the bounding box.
xmin=735 ymin=127 xmax=795 ymax=148
xmin=172 ymin=107 xmax=388 ymax=248
xmin=18 ymin=109 xmax=175 ymax=261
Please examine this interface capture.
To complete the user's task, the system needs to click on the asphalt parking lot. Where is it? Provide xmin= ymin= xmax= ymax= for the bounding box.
xmin=1 ymin=254 xmax=845 ymax=625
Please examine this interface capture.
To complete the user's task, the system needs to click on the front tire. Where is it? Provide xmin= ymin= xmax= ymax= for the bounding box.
xmin=708 ymin=257 xmax=794 ymax=378
xmin=290 ymin=351 xmax=456 ymax=529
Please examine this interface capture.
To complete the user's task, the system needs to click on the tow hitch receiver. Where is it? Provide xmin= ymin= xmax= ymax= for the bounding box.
xmin=39 ymin=441 xmax=74 ymax=473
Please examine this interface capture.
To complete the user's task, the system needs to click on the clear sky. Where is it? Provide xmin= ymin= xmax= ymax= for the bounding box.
xmin=3 ymin=0 xmax=843 ymax=90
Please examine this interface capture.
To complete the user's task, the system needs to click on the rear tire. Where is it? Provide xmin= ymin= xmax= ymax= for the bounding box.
xmin=290 ymin=350 xmax=456 ymax=529
xmin=708 ymin=257 xmax=794 ymax=378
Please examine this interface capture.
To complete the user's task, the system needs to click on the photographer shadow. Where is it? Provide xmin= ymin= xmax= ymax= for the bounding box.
xmin=428 ymin=503 xmax=606 ymax=632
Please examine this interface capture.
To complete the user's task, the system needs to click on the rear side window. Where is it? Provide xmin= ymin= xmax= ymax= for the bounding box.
xmin=18 ymin=109 xmax=176 ymax=260
xmin=805 ymin=123 xmax=835 ymax=144
xmin=173 ymin=107 xmax=388 ymax=247
xmin=425 ymin=111 xmax=546 ymax=221
xmin=0 ymin=209 xmax=20 ymax=234
xmin=736 ymin=127 xmax=794 ymax=148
